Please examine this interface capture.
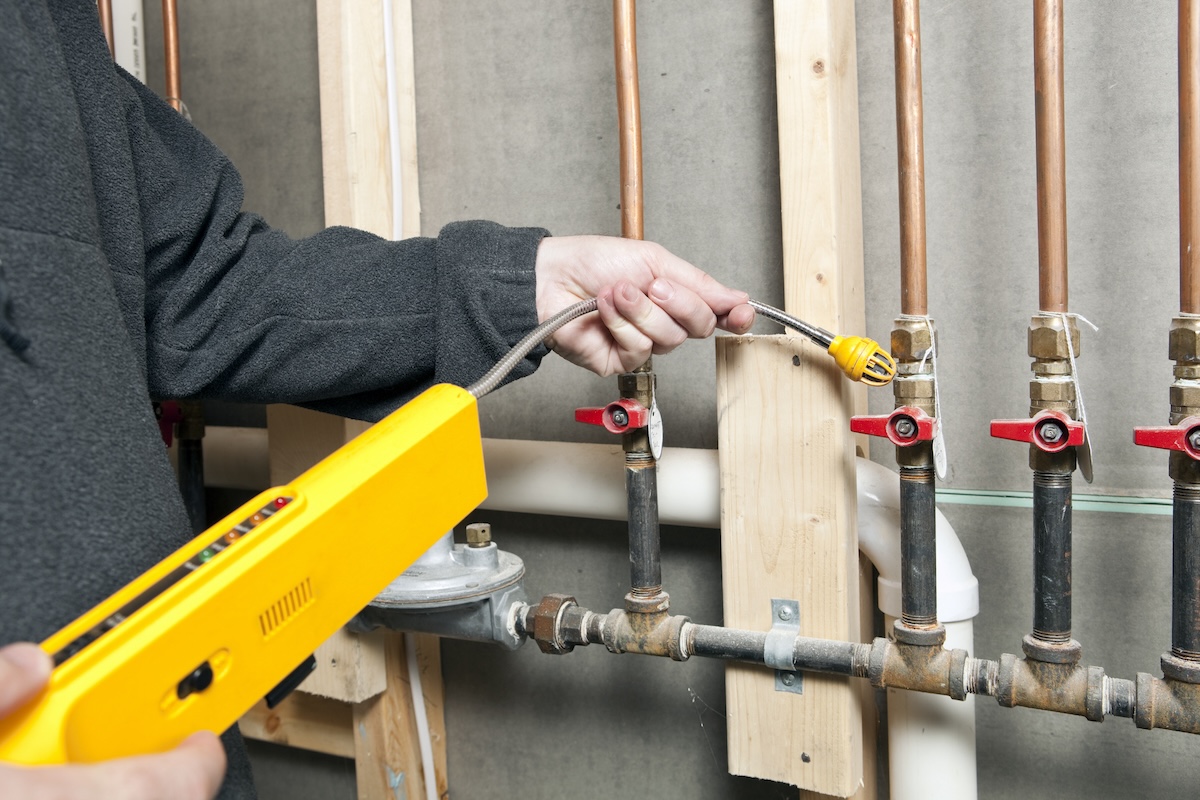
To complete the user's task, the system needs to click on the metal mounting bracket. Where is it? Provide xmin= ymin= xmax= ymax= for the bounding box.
xmin=767 ymin=598 xmax=803 ymax=694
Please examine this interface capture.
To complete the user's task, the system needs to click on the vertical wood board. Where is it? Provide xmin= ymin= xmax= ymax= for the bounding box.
xmin=717 ymin=0 xmax=870 ymax=795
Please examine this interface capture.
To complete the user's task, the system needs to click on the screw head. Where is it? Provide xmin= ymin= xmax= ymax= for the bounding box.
xmin=1188 ymin=430 xmax=1200 ymax=451
xmin=777 ymin=606 xmax=794 ymax=621
xmin=610 ymin=408 xmax=630 ymax=427
xmin=1039 ymin=421 xmax=1063 ymax=443
xmin=780 ymin=672 xmax=796 ymax=686
xmin=893 ymin=417 xmax=917 ymax=438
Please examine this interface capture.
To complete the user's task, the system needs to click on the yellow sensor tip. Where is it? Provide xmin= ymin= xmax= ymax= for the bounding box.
xmin=828 ymin=336 xmax=897 ymax=386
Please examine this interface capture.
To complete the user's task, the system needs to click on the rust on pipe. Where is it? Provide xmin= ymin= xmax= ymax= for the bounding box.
xmin=1183 ymin=0 xmax=1200 ymax=314
xmin=98 ymin=0 xmax=115 ymax=58
xmin=613 ymin=0 xmax=644 ymax=242
xmin=163 ymin=0 xmax=183 ymax=113
xmin=893 ymin=0 xmax=928 ymax=317
xmin=1034 ymin=0 xmax=1068 ymax=314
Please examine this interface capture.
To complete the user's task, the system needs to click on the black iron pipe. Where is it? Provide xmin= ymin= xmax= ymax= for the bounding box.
xmin=1032 ymin=470 xmax=1073 ymax=644
xmin=685 ymin=624 xmax=867 ymax=676
xmin=626 ymin=454 xmax=661 ymax=596
xmin=899 ymin=464 xmax=937 ymax=629
xmin=1173 ymin=483 xmax=1200 ymax=660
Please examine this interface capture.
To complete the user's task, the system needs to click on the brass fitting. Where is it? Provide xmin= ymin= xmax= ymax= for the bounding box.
xmin=465 ymin=522 xmax=492 ymax=548
xmin=867 ymin=638 xmax=970 ymax=701
xmin=995 ymin=654 xmax=1106 ymax=722
xmin=1028 ymin=315 xmax=1080 ymax=362
xmin=618 ymin=371 xmax=654 ymax=454
xmin=891 ymin=318 xmax=934 ymax=364
xmin=1168 ymin=317 xmax=1200 ymax=365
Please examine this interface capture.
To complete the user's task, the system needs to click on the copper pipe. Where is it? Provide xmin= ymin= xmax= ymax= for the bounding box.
xmin=1034 ymin=0 xmax=1068 ymax=314
xmin=163 ymin=0 xmax=183 ymax=113
xmin=98 ymin=0 xmax=115 ymax=58
xmin=613 ymin=0 xmax=644 ymax=242
xmin=1183 ymin=0 xmax=1200 ymax=314
xmin=893 ymin=0 xmax=928 ymax=317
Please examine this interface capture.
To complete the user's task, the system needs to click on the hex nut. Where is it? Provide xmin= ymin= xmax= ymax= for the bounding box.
xmin=465 ymin=522 xmax=492 ymax=548
xmin=530 ymin=594 xmax=576 ymax=655
xmin=892 ymin=376 xmax=935 ymax=399
xmin=1028 ymin=318 xmax=1080 ymax=360
xmin=1029 ymin=380 xmax=1076 ymax=402
xmin=891 ymin=324 xmax=933 ymax=362
xmin=1171 ymin=384 xmax=1200 ymax=409
xmin=1170 ymin=320 xmax=1200 ymax=363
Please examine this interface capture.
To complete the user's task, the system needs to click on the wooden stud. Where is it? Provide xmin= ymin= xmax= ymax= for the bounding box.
xmin=352 ymin=632 xmax=448 ymax=800
xmin=239 ymin=692 xmax=355 ymax=760
xmin=715 ymin=1 xmax=871 ymax=796
xmin=253 ymin=1 xmax=446 ymax=796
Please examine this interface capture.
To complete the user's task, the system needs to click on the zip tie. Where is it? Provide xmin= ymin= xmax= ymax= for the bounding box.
xmin=899 ymin=314 xmax=948 ymax=479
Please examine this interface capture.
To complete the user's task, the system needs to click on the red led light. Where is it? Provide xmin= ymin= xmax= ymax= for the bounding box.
xmin=273 ymin=497 xmax=289 ymax=508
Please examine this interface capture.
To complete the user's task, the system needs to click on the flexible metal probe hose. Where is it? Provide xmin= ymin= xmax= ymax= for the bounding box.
xmin=467 ymin=297 xmax=894 ymax=399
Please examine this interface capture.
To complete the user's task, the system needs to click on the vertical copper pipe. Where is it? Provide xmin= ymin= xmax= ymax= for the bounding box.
xmin=613 ymin=0 xmax=644 ymax=242
xmin=163 ymin=0 xmax=183 ymax=113
xmin=1183 ymin=0 xmax=1200 ymax=314
xmin=98 ymin=0 xmax=115 ymax=58
xmin=893 ymin=0 xmax=928 ymax=317
xmin=1034 ymin=0 xmax=1068 ymax=314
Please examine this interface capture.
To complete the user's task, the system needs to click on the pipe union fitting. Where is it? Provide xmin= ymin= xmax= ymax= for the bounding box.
xmin=1028 ymin=316 xmax=1080 ymax=360
xmin=1169 ymin=318 xmax=1200 ymax=364
xmin=529 ymin=593 xmax=578 ymax=655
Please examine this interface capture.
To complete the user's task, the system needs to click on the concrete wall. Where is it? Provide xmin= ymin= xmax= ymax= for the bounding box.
xmin=142 ymin=1 xmax=1198 ymax=797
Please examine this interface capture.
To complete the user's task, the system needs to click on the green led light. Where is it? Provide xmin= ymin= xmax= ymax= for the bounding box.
xmin=199 ymin=549 xmax=213 ymax=562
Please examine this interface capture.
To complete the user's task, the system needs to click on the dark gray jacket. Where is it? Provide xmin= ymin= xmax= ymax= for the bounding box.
xmin=2 ymin=1 xmax=547 ymax=795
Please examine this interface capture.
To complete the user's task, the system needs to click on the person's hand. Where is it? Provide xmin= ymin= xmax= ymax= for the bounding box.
xmin=534 ymin=235 xmax=755 ymax=375
xmin=0 ymin=642 xmax=226 ymax=800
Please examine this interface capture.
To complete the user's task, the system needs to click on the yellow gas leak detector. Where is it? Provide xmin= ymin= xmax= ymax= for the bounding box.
xmin=0 ymin=383 xmax=486 ymax=765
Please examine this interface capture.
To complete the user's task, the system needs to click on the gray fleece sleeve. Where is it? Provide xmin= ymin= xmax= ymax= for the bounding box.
xmin=119 ymin=73 xmax=547 ymax=421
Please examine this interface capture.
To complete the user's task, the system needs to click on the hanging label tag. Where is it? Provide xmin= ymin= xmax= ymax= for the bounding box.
xmin=649 ymin=399 xmax=664 ymax=460
xmin=932 ymin=427 xmax=948 ymax=481
xmin=1077 ymin=431 xmax=1094 ymax=484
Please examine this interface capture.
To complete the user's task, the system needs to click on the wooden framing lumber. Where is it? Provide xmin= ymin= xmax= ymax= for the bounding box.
xmin=714 ymin=1 xmax=870 ymax=796
xmin=250 ymin=2 xmax=447 ymax=797
xmin=239 ymin=692 xmax=355 ymax=759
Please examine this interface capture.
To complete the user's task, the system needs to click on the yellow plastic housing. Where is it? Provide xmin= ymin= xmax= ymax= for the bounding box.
xmin=0 ymin=384 xmax=485 ymax=764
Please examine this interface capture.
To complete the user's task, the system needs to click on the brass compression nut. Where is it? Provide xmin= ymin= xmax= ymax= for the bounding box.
xmin=1028 ymin=315 xmax=1080 ymax=360
xmin=1170 ymin=383 xmax=1200 ymax=410
xmin=891 ymin=319 xmax=934 ymax=363
xmin=1029 ymin=379 xmax=1076 ymax=403
xmin=1169 ymin=317 xmax=1200 ymax=364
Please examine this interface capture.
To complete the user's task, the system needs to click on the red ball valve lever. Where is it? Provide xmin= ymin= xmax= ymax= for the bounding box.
xmin=990 ymin=410 xmax=1084 ymax=454
xmin=1132 ymin=416 xmax=1200 ymax=460
xmin=850 ymin=406 xmax=937 ymax=447
xmin=575 ymin=398 xmax=650 ymax=435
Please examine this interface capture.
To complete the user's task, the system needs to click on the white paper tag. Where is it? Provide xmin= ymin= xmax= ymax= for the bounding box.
xmin=932 ymin=427 xmax=948 ymax=481
xmin=1077 ymin=432 xmax=1094 ymax=484
xmin=649 ymin=399 xmax=664 ymax=460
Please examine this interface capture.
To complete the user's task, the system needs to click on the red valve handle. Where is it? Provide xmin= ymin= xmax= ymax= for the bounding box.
xmin=575 ymin=399 xmax=650 ymax=435
xmin=990 ymin=410 xmax=1084 ymax=453
xmin=1132 ymin=415 xmax=1200 ymax=460
xmin=849 ymin=406 xmax=937 ymax=447
xmin=155 ymin=400 xmax=183 ymax=448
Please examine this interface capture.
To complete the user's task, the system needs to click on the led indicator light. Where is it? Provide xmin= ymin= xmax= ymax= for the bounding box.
xmin=273 ymin=497 xmax=289 ymax=508
xmin=199 ymin=549 xmax=213 ymax=563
